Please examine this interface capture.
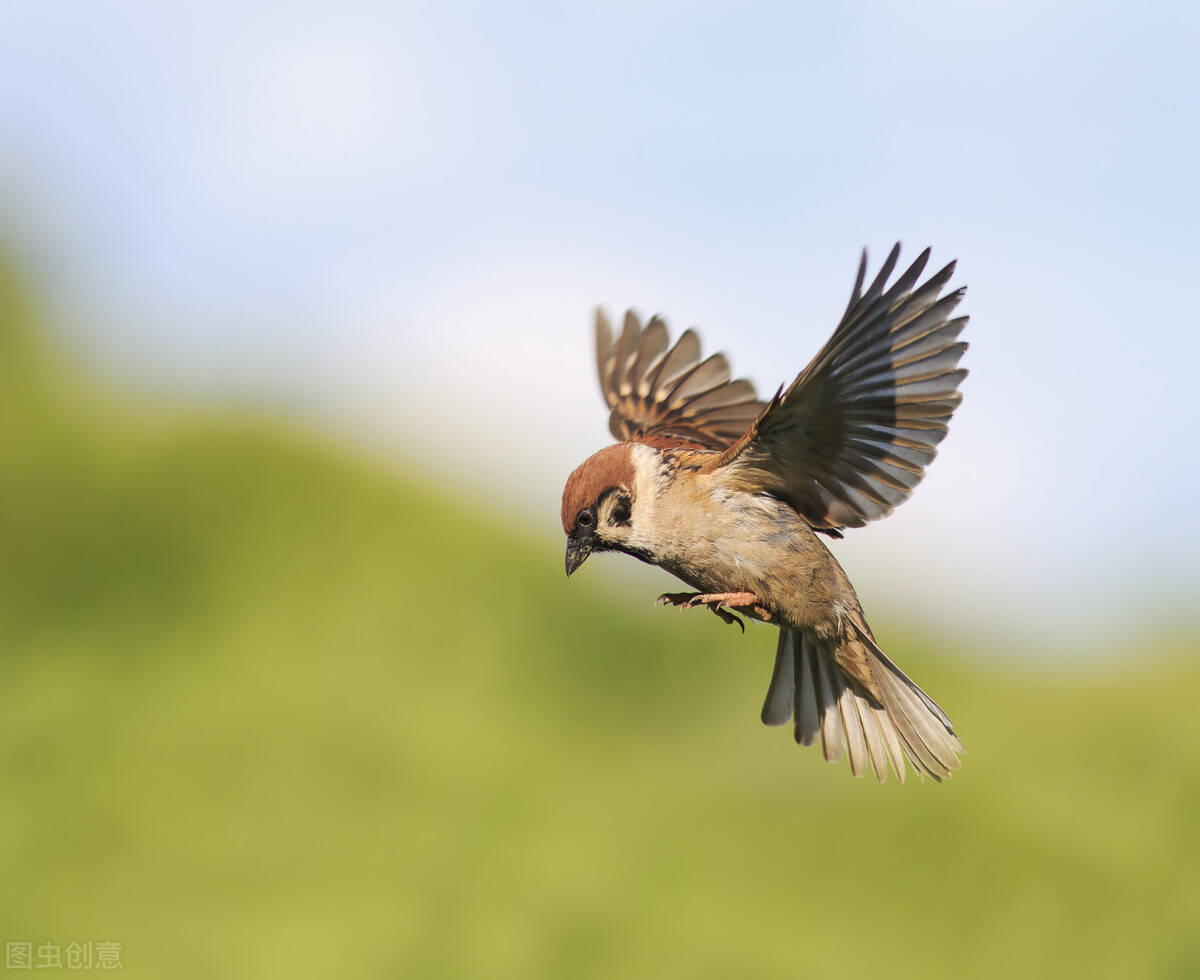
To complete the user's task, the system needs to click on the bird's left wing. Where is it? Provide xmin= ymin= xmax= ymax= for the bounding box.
xmin=712 ymin=244 xmax=968 ymax=532
xmin=595 ymin=309 xmax=767 ymax=450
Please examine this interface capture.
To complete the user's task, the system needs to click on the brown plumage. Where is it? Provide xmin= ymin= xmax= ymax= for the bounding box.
xmin=561 ymin=244 xmax=968 ymax=782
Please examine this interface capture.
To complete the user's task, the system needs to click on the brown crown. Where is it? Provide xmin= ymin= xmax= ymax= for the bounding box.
xmin=560 ymin=443 xmax=636 ymax=533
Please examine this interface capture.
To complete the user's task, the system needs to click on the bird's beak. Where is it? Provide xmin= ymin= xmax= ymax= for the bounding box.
xmin=565 ymin=537 xmax=593 ymax=577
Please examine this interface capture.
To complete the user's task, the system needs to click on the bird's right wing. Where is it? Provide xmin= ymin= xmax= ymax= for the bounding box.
xmin=595 ymin=309 xmax=767 ymax=451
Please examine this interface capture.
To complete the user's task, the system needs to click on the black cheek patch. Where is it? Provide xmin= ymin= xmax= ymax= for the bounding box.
xmin=610 ymin=496 xmax=632 ymax=526
xmin=595 ymin=486 xmax=632 ymax=528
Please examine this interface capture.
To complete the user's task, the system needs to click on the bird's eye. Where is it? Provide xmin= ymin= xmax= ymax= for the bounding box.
xmin=576 ymin=510 xmax=594 ymax=529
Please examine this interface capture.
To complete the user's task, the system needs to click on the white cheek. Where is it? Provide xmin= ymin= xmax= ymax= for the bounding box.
xmin=626 ymin=446 xmax=667 ymax=550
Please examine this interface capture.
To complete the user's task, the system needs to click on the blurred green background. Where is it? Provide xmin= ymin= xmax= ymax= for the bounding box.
xmin=1 ymin=254 xmax=1197 ymax=978
xmin=3 ymin=2 xmax=1200 ymax=977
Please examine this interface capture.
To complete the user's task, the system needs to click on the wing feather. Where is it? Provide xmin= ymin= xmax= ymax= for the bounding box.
xmin=715 ymin=244 xmax=968 ymax=531
xmin=595 ymin=308 xmax=767 ymax=449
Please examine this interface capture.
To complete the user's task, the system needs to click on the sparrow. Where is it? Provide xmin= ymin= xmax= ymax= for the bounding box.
xmin=561 ymin=244 xmax=968 ymax=782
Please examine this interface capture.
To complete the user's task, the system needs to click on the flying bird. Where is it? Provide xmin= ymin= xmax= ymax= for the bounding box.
xmin=561 ymin=244 xmax=968 ymax=782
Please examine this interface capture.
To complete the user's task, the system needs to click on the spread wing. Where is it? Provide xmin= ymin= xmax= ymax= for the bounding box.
xmin=595 ymin=308 xmax=766 ymax=450
xmin=716 ymin=244 xmax=968 ymax=532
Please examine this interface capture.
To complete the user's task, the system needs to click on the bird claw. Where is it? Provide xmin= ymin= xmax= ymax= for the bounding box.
xmin=655 ymin=591 xmax=770 ymax=632
xmin=656 ymin=591 xmax=699 ymax=608
xmin=709 ymin=605 xmax=746 ymax=632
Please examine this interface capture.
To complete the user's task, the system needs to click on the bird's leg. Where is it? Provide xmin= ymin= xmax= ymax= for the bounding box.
xmin=655 ymin=591 xmax=772 ymax=632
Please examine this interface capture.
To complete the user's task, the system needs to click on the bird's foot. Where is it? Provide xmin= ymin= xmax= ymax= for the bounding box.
xmin=655 ymin=591 xmax=771 ymax=632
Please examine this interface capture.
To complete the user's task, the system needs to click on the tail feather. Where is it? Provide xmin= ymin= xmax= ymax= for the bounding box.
xmin=835 ymin=665 xmax=870 ymax=777
xmin=852 ymin=685 xmax=891 ymax=781
xmin=812 ymin=649 xmax=845 ymax=764
xmin=761 ymin=629 xmax=797 ymax=727
xmin=760 ymin=626 xmax=964 ymax=782
xmin=794 ymin=639 xmax=821 ymax=747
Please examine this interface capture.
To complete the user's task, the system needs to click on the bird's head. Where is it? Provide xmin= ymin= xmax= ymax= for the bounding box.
xmin=560 ymin=443 xmax=642 ymax=576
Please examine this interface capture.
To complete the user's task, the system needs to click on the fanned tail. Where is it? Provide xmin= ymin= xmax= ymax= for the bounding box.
xmin=761 ymin=627 xmax=965 ymax=783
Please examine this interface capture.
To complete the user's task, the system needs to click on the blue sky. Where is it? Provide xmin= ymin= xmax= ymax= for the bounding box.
xmin=2 ymin=1 xmax=1197 ymax=648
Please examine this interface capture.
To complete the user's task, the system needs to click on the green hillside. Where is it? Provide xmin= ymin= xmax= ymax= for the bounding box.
xmin=0 ymin=259 xmax=1197 ymax=978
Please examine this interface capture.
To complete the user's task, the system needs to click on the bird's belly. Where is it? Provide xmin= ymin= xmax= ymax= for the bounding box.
xmin=659 ymin=502 xmax=845 ymax=632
